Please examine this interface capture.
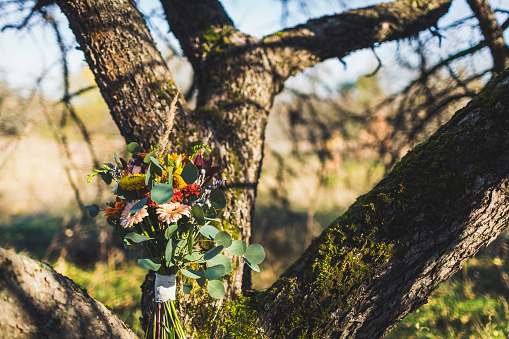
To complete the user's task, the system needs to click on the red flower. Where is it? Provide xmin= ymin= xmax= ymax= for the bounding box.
xmin=183 ymin=183 xmax=200 ymax=197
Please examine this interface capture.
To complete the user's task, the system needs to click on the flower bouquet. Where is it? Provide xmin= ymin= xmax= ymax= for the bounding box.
xmin=85 ymin=142 xmax=265 ymax=339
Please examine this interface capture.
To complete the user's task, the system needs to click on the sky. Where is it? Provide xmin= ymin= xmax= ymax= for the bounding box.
xmin=0 ymin=0 xmax=507 ymax=99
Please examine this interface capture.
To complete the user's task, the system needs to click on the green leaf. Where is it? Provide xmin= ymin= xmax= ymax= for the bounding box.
xmin=243 ymin=244 xmax=265 ymax=264
xmin=99 ymin=172 xmax=113 ymax=185
xmin=145 ymin=165 xmax=152 ymax=185
xmin=244 ymin=258 xmax=260 ymax=272
xmin=138 ymin=258 xmax=161 ymax=271
xmin=210 ymin=189 xmax=226 ymax=209
xmin=204 ymin=246 xmax=223 ymax=261
xmin=187 ymin=228 xmax=193 ymax=254
xmin=215 ymin=232 xmax=232 ymax=248
xmin=180 ymin=269 xmax=204 ymax=279
xmin=124 ymin=232 xmax=152 ymax=243
xmin=144 ymin=151 xmax=156 ymax=163
xmin=127 ymin=249 xmax=136 ymax=260
xmin=226 ymin=240 xmax=246 ymax=256
xmin=164 ymin=224 xmax=178 ymax=240
xmin=204 ymin=206 xmax=216 ymax=219
xmin=181 ymin=162 xmax=198 ymax=184
xmin=185 ymin=251 xmax=203 ymax=262
xmin=207 ymin=280 xmax=225 ymax=298
xmin=183 ymin=283 xmax=193 ymax=295
xmin=199 ymin=225 xmax=219 ymax=240
xmin=114 ymin=152 xmax=121 ymax=167
xmin=126 ymin=142 xmax=142 ymax=154
xmin=205 ymin=265 xmax=226 ymax=280
xmin=165 ymin=239 xmax=176 ymax=264
xmin=206 ymin=254 xmax=232 ymax=274
xmin=151 ymin=183 xmax=174 ymax=204
xmin=192 ymin=205 xmax=205 ymax=225
xmin=150 ymin=156 xmax=165 ymax=175
xmin=84 ymin=205 xmax=100 ymax=217
xmin=129 ymin=197 xmax=148 ymax=214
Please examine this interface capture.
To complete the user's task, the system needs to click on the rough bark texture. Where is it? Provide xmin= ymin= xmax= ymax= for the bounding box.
xmin=0 ymin=248 xmax=137 ymax=338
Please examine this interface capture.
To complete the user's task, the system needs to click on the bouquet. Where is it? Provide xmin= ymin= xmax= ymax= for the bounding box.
xmin=85 ymin=142 xmax=265 ymax=339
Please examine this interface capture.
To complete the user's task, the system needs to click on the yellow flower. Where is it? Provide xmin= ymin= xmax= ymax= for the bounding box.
xmin=118 ymin=174 xmax=146 ymax=191
xmin=173 ymin=174 xmax=187 ymax=190
xmin=169 ymin=153 xmax=186 ymax=168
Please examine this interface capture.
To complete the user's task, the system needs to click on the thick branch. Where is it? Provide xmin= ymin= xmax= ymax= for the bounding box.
xmin=467 ymin=0 xmax=509 ymax=73
xmin=243 ymin=71 xmax=509 ymax=338
xmin=56 ymin=0 xmax=184 ymax=149
xmin=159 ymin=0 xmax=234 ymax=72
xmin=0 ymin=248 xmax=137 ymax=338
xmin=263 ymin=0 xmax=453 ymax=80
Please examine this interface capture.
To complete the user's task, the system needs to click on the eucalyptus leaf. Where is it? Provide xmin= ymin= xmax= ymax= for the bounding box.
xmin=180 ymin=269 xmax=204 ymax=279
xmin=99 ymin=172 xmax=113 ymax=185
xmin=205 ymin=265 xmax=226 ymax=280
xmin=214 ymin=232 xmax=232 ymax=248
xmin=226 ymin=240 xmax=246 ymax=256
xmin=129 ymin=196 xmax=148 ymax=214
xmin=84 ymin=205 xmax=100 ymax=217
xmin=149 ymin=156 xmax=165 ymax=176
xmin=204 ymin=246 xmax=223 ymax=261
xmin=124 ymin=232 xmax=152 ymax=243
xmin=244 ymin=258 xmax=260 ymax=272
xmin=207 ymin=280 xmax=225 ymax=299
xmin=183 ymin=283 xmax=193 ymax=295
xmin=181 ymin=162 xmax=198 ymax=184
xmin=187 ymin=228 xmax=193 ymax=254
xmin=185 ymin=251 xmax=203 ymax=262
xmin=126 ymin=142 xmax=142 ymax=154
xmin=164 ymin=224 xmax=178 ymax=240
xmin=127 ymin=249 xmax=136 ymax=260
xmin=199 ymin=225 xmax=219 ymax=240
xmin=243 ymin=244 xmax=265 ymax=265
xmin=206 ymin=254 xmax=232 ymax=274
xmin=114 ymin=152 xmax=121 ymax=168
xmin=210 ymin=189 xmax=226 ymax=209
xmin=165 ymin=239 xmax=176 ymax=264
xmin=144 ymin=151 xmax=156 ymax=163
xmin=204 ymin=206 xmax=216 ymax=219
xmin=192 ymin=205 xmax=205 ymax=225
xmin=151 ymin=183 xmax=174 ymax=204
xmin=138 ymin=258 xmax=161 ymax=271
xmin=145 ymin=165 xmax=152 ymax=186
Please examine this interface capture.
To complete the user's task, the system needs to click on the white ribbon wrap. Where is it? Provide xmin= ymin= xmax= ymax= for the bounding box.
xmin=155 ymin=273 xmax=176 ymax=303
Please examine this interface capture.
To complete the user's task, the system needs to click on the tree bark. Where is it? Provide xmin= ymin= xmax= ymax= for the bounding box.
xmin=0 ymin=248 xmax=137 ymax=338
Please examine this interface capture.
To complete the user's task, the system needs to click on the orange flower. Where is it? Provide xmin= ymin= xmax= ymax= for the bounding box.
xmin=104 ymin=201 xmax=125 ymax=219
xmin=172 ymin=190 xmax=183 ymax=203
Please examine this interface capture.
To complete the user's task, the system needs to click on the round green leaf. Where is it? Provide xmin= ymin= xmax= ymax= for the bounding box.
xmin=181 ymin=269 xmax=204 ymax=279
xmin=207 ymin=280 xmax=225 ymax=299
xmin=84 ymin=205 xmax=100 ymax=217
xmin=226 ymin=240 xmax=246 ymax=256
xmin=243 ymin=244 xmax=265 ymax=264
xmin=126 ymin=142 xmax=142 ymax=154
xmin=210 ymin=189 xmax=226 ymax=209
xmin=192 ymin=205 xmax=205 ymax=225
xmin=199 ymin=225 xmax=219 ymax=240
xmin=151 ymin=183 xmax=174 ymax=204
xmin=206 ymin=254 xmax=232 ymax=274
xmin=214 ymin=231 xmax=232 ymax=248
xmin=129 ymin=197 xmax=148 ymax=214
xmin=185 ymin=251 xmax=203 ymax=262
xmin=99 ymin=172 xmax=113 ymax=185
xmin=205 ymin=265 xmax=226 ymax=280
xmin=138 ymin=258 xmax=161 ymax=271
xmin=181 ymin=162 xmax=199 ymax=184
xmin=204 ymin=206 xmax=217 ymax=220
xmin=124 ymin=232 xmax=152 ymax=243
xmin=244 ymin=258 xmax=260 ymax=272
xmin=204 ymin=246 xmax=223 ymax=261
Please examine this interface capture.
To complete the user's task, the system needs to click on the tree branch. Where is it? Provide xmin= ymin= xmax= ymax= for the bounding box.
xmin=467 ymin=0 xmax=509 ymax=74
xmin=244 ymin=70 xmax=509 ymax=338
xmin=263 ymin=0 xmax=453 ymax=80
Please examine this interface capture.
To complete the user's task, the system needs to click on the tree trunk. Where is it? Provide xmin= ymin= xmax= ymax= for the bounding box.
xmin=0 ymin=248 xmax=137 ymax=338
